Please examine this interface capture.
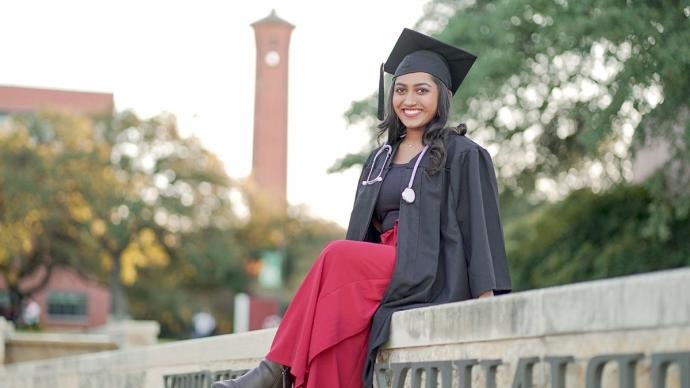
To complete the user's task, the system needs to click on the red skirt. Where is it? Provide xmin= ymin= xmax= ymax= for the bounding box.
xmin=266 ymin=221 xmax=398 ymax=388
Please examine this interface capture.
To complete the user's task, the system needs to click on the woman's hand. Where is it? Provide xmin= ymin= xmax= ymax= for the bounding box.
xmin=478 ymin=290 xmax=494 ymax=298
xmin=372 ymin=217 xmax=382 ymax=233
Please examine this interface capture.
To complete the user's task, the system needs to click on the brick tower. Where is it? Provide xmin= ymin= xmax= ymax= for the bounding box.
xmin=250 ymin=10 xmax=294 ymax=210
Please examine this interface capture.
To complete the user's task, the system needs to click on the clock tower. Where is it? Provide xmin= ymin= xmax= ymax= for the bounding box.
xmin=250 ymin=10 xmax=294 ymax=210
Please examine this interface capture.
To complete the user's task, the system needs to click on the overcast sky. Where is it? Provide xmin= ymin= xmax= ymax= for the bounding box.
xmin=1 ymin=0 xmax=429 ymax=228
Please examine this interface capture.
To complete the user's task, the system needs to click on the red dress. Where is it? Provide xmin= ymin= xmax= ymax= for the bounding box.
xmin=266 ymin=221 xmax=399 ymax=388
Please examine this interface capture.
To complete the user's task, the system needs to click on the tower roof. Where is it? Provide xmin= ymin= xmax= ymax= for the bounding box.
xmin=251 ymin=9 xmax=294 ymax=28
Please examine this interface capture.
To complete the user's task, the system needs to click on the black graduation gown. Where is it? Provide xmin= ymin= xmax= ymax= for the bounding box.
xmin=345 ymin=132 xmax=512 ymax=387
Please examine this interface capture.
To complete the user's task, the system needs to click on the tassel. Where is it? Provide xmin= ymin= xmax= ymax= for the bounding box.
xmin=377 ymin=62 xmax=385 ymax=121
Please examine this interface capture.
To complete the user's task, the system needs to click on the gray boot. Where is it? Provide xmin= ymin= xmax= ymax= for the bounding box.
xmin=211 ymin=359 xmax=290 ymax=388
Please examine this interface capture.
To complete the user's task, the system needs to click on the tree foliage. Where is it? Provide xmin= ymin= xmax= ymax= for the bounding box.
xmin=236 ymin=186 xmax=344 ymax=297
xmin=506 ymin=180 xmax=690 ymax=290
xmin=1 ymin=110 xmax=343 ymax=336
xmin=0 ymin=113 xmax=112 ymax=321
xmin=337 ymin=0 xmax=690 ymax=241
xmin=0 ymin=111 xmax=245 ymax=329
xmin=99 ymin=111 xmax=243 ymax=318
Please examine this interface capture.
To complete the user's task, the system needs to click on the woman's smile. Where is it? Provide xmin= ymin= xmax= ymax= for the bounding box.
xmin=392 ymin=72 xmax=439 ymax=131
xmin=401 ymin=108 xmax=423 ymax=118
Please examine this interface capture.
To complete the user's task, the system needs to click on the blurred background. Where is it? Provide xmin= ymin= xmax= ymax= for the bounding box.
xmin=0 ymin=0 xmax=688 ymax=344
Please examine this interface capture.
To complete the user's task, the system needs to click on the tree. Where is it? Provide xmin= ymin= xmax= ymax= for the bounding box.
xmin=0 ymin=110 xmax=245 ymax=324
xmin=236 ymin=184 xmax=344 ymax=298
xmin=336 ymin=0 xmax=690 ymax=239
xmin=1 ymin=108 xmax=347 ymax=335
xmin=93 ymin=111 xmax=243 ymax=319
xmin=0 ymin=113 xmax=109 ymax=322
xmin=505 ymin=181 xmax=690 ymax=290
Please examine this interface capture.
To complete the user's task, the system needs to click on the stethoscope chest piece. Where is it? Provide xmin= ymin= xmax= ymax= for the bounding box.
xmin=402 ymin=187 xmax=416 ymax=203
xmin=400 ymin=144 xmax=429 ymax=204
xmin=361 ymin=143 xmax=429 ymax=205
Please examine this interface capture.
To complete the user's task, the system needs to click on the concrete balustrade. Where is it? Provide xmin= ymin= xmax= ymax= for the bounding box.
xmin=1 ymin=268 xmax=689 ymax=388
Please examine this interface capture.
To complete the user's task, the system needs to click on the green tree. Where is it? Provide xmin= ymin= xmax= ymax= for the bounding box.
xmin=1 ymin=109 xmax=346 ymax=336
xmin=336 ymin=0 xmax=690 ymax=240
xmin=236 ymin=186 xmax=344 ymax=299
xmin=0 ymin=111 xmax=245 ymax=325
xmin=94 ymin=111 xmax=242 ymax=319
xmin=505 ymin=181 xmax=690 ymax=290
xmin=0 ymin=113 xmax=109 ymax=321
xmin=282 ymin=205 xmax=345 ymax=293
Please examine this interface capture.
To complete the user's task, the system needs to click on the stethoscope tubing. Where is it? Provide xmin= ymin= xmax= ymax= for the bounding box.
xmin=361 ymin=144 xmax=429 ymax=203
xmin=361 ymin=144 xmax=392 ymax=186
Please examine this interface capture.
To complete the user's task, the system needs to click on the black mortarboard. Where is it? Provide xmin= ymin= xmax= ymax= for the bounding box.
xmin=378 ymin=28 xmax=477 ymax=120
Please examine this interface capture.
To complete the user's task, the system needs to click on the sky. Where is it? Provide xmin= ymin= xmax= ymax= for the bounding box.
xmin=1 ymin=0 xmax=430 ymax=228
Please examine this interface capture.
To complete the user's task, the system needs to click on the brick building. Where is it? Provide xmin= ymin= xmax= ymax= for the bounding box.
xmin=0 ymin=84 xmax=113 ymax=117
xmin=0 ymin=267 xmax=110 ymax=331
xmin=0 ymin=84 xmax=114 ymax=330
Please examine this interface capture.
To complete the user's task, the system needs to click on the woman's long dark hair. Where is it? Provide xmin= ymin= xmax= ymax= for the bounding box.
xmin=377 ymin=74 xmax=466 ymax=175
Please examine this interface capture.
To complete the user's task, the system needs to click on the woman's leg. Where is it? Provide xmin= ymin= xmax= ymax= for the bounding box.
xmin=266 ymin=239 xmax=396 ymax=388
xmin=303 ymin=326 xmax=371 ymax=388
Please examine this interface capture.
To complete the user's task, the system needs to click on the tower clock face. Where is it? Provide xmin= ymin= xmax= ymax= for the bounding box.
xmin=265 ymin=50 xmax=280 ymax=66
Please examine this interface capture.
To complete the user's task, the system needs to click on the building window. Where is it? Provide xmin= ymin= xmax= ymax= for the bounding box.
xmin=0 ymin=291 xmax=9 ymax=308
xmin=0 ymin=291 xmax=10 ymax=319
xmin=47 ymin=291 xmax=88 ymax=320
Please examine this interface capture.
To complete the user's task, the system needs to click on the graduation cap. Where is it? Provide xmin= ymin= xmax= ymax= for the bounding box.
xmin=378 ymin=28 xmax=477 ymax=120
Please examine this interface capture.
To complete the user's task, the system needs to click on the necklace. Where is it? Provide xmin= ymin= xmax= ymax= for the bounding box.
xmin=401 ymin=139 xmax=422 ymax=148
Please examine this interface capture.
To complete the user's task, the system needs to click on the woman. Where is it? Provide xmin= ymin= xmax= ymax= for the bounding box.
xmin=213 ymin=28 xmax=511 ymax=388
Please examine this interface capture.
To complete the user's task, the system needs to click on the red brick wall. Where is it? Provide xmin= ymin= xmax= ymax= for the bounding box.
xmin=250 ymin=13 xmax=294 ymax=207
xmin=0 ymin=266 xmax=110 ymax=331
xmin=248 ymin=296 xmax=279 ymax=330
xmin=0 ymin=85 xmax=114 ymax=115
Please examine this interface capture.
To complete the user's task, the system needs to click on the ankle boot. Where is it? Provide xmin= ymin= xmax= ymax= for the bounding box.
xmin=211 ymin=359 xmax=290 ymax=388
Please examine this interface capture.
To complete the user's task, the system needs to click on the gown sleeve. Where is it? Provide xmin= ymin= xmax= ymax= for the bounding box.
xmin=346 ymin=149 xmax=382 ymax=243
xmin=456 ymin=147 xmax=512 ymax=298
xmin=352 ymin=150 xmax=376 ymax=203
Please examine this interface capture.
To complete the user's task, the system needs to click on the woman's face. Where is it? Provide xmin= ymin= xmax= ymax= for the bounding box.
xmin=392 ymin=72 xmax=439 ymax=132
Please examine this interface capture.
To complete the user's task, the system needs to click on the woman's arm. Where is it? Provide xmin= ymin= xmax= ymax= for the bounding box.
xmin=455 ymin=147 xmax=512 ymax=298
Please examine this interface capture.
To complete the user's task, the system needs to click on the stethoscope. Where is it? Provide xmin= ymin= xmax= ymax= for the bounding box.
xmin=361 ymin=144 xmax=429 ymax=203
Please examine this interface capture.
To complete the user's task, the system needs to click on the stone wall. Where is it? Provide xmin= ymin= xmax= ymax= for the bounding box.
xmin=0 ymin=268 xmax=688 ymax=388
xmin=377 ymin=268 xmax=690 ymax=388
xmin=0 ymin=319 xmax=159 ymax=365
xmin=4 ymin=332 xmax=117 ymax=364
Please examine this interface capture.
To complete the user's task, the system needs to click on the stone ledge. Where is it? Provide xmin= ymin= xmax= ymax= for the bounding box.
xmin=1 ymin=328 xmax=276 ymax=374
xmin=1 ymin=268 xmax=689 ymax=388
xmin=388 ymin=267 xmax=690 ymax=348
xmin=8 ymin=332 xmax=113 ymax=346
